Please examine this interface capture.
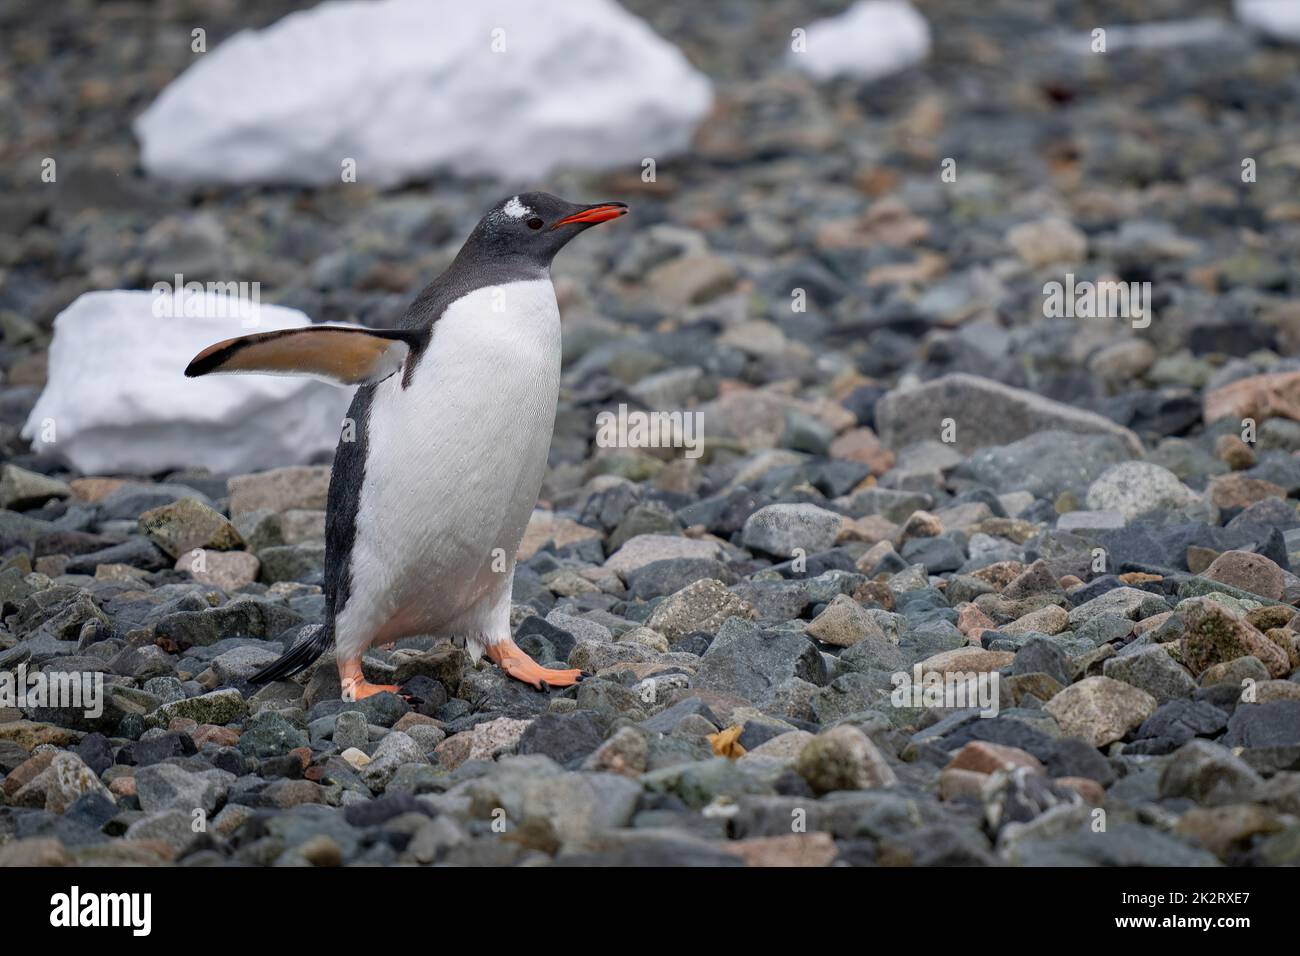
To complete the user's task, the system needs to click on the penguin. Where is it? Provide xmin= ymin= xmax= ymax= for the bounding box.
xmin=185 ymin=193 xmax=628 ymax=701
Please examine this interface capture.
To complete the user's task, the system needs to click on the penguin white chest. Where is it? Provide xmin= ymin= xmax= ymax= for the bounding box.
xmin=343 ymin=278 xmax=561 ymax=644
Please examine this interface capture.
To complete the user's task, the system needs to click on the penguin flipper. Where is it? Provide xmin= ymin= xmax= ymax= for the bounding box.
xmin=185 ymin=326 xmax=422 ymax=387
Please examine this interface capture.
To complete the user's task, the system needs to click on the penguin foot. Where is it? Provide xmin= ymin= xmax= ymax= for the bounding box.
xmin=339 ymin=660 xmax=401 ymax=702
xmin=347 ymin=681 xmax=402 ymax=701
xmin=486 ymin=639 xmax=584 ymax=691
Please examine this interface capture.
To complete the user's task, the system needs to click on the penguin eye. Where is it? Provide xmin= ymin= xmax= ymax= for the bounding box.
xmin=527 ymin=217 xmax=544 ymax=230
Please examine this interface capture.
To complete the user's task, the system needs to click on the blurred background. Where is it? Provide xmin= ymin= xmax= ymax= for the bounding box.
xmin=1 ymin=0 xmax=1299 ymax=490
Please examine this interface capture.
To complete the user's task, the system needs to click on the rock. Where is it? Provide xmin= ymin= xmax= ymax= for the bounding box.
xmin=435 ymin=717 xmax=531 ymax=771
xmin=361 ymin=731 xmax=428 ymax=788
xmin=945 ymin=741 xmax=1044 ymax=775
xmin=579 ymin=727 xmax=648 ymax=778
xmin=1006 ymin=217 xmax=1088 ymax=267
xmin=645 ymin=255 xmax=738 ymax=311
xmin=1067 ymin=587 xmax=1168 ymax=626
xmin=918 ymin=647 xmax=1014 ymax=675
xmin=332 ymin=711 xmax=370 ymax=752
xmin=1223 ymin=700 xmax=1300 ymax=749
xmin=1208 ymin=474 xmax=1286 ymax=510
xmin=789 ymin=1 xmax=930 ymax=82
xmin=805 ymin=594 xmax=885 ymax=647
xmin=238 ymin=712 xmax=308 ymax=757
xmin=1002 ymin=604 xmax=1069 ymax=636
xmin=149 ymin=689 xmax=248 ymax=727
xmin=0 ymin=838 xmax=70 ymax=867
xmin=829 ymin=427 xmax=896 ymax=475
xmin=1085 ymin=462 xmax=1199 ymax=520
xmin=1103 ymin=646 xmax=1196 ymax=704
xmin=722 ymin=832 xmax=839 ymax=867
xmin=1160 ymin=739 xmax=1262 ymax=805
xmin=0 ymin=465 xmax=70 ymax=511
xmin=11 ymin=752 xmax=112 ymax=814
xmin=466 ymin=758 xmax=641 ymax=844
xmin=696 ymin=618 xmax=828 ymax=701
xmin=211 ymin=645 xmax=284 ymax=683
xmin=1057 ymin=510 xmax=1127 ymax=532
xmin=517 ymin=712 xmax=606 ymax=767
xmin=740 ymin=503 xmax=845 ymax=557
xmin=176 ymin=549 xmax=260 ymax=590
xmin=124 ymin=810 xmax=197 ymax=852
xmin=1202 ymin=550 xmax=1286 ymax=600
xmin=1180 ymin=598 xmax=1291 ymax=679
xmin=796 ymin=725 xmax=897 ymax=793
xmin=645 ymin=578 xmax=756 ymax=642
xmin=135 ymin=763 xmax=231 ymax=814
xmin=228 ymin=466 xmax=332 ymax=519
xmin=518 ymin=509 xmax=603 ymax=561
xmin=875 ymin=374 xmax=1143 ymax=455
xmin=604 ymin=533 xmax=721 ymax=574
xmin=139 ymin=497 xmax=243 ymax=558
xmin=1175 ymin=804 xmax=1285 ymax=860
xmin=134 ymin=0 xmax=711 ymax=187
xmin=1136 ymin=700 xmax=1229 ymax=748
xmin=21 ymin=292 xmax=353 ymax=475
xmin=1043 ymin=676 xmax=1157 ymax=747
xmin=1012 ymin=637 xmax=1072 ymax=687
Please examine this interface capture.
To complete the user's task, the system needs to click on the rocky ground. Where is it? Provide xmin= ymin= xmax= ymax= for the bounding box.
xmin=3 ymin=0 xmax=1300 ymax=866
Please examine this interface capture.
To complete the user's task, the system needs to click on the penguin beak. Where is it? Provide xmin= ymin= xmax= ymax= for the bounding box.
xmin=552 ymin=202 xmax=629 ymax=229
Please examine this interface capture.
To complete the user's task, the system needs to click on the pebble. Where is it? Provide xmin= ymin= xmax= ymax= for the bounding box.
xmin=796 ymin=725 xmax=898 ymax=794
xmin=1043 ymin=676 xmax=1158 ymax=748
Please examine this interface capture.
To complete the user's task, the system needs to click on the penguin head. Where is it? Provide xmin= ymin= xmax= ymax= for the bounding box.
xmin=466 ymin=192 xmax=629 ymax=266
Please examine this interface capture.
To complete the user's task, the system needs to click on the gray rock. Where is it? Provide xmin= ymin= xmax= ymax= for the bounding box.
xmin=333 ymin=711 xmax=370 ymax=752
xmin=1159 ymin=739 xmax=1262 ymax=806
xmin=1103 ymin=645 xmax=1196 ymax=703
xmin=876 ymin=375 xmax=1143 ymax=454
xmin=954 ymin=431 xmax=1138 ymax=499
xmin=740 ymin=503 xmax=844 ymax=557
xmin=695 ymin=617 xmax=828 ymax=702
xmin=135 ymin=763 xmax=233 ymax=814
xmin=360 ymin=731 xmax=427 ymax=790
xmin=1085 ymin=462 xmax=1199 ymax=520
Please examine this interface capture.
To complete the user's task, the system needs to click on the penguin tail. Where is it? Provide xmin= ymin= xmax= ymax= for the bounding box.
xmin=249 ymin=622 xmax=333 ymax=685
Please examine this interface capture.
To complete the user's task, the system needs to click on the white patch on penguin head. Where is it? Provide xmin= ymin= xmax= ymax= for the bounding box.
xmin=502 ymin=196 xmax=531 ymax=219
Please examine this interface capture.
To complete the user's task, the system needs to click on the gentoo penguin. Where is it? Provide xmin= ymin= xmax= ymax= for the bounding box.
xmin=185 ymin=193 xmax=628 ymax=701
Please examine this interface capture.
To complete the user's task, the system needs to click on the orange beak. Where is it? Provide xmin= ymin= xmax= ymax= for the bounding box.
xmin=552 ymin=202 xmax=629 ymax=229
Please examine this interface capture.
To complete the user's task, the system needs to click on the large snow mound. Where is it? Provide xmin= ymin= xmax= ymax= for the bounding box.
xmin=134 ymin=0 xmax=713 ymax=188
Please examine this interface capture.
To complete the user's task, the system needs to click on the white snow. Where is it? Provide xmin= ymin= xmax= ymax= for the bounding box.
xmin=790 ymin=1 xmax=931 ymax=82
xmin=21 ymin=291 xmax=355 ymax=477
xmin=1236 ymin=0 xmax=1300 ymax=42
xmin=1055 ymin=19 xmax=1233 ymax=53
xmin=134 ymin=0 xmax=712 ymax=188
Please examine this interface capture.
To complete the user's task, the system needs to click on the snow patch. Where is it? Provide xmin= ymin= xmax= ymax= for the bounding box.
xmin=790 ymin=1 xmax=930 ymax=83
xmin=22 ymin=291 xmax=355 ymax=476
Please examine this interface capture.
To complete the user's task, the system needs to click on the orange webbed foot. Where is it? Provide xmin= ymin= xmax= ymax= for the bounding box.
xmin=486 ymin=639 xmax=584 ymax=691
